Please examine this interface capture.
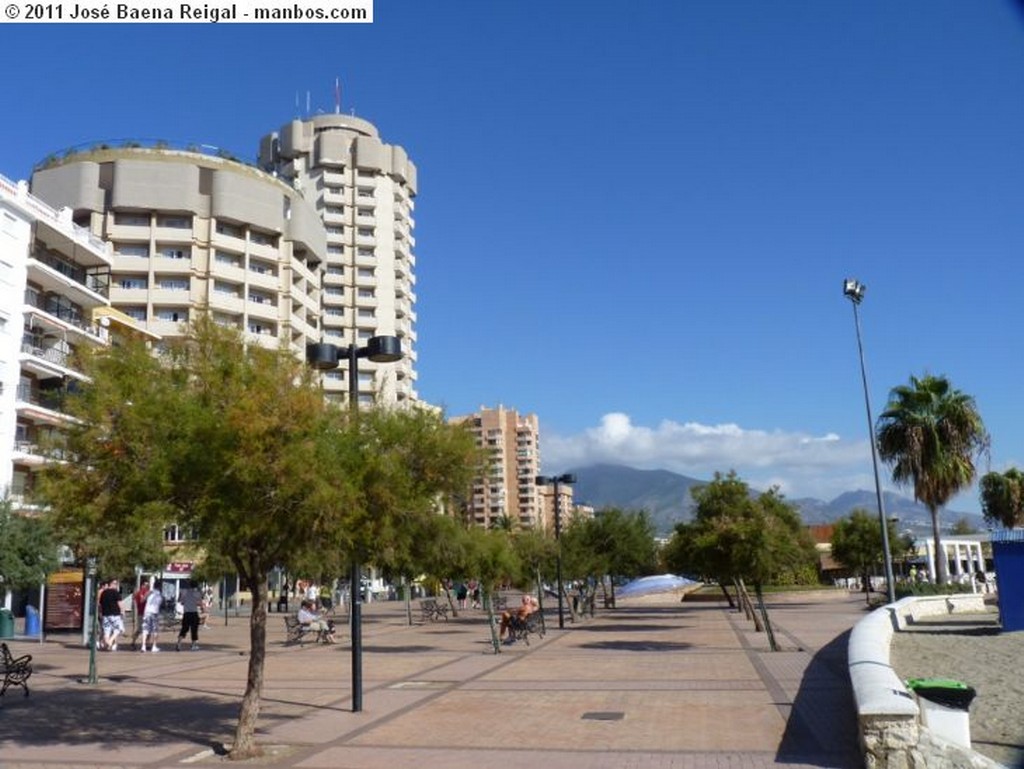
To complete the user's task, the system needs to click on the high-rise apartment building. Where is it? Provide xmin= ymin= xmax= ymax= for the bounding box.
xmin=258 ymin=115 xmax=418 ymax=406
xmin=30 ymin=147 xmax=326 ymax=361
xmin=452 ymin=405 xmax=554 ymax=530
xmin=28 ymin=111 xmax=419 ymax=407
xmin=0 ymin=174 xmax=115 ymax=508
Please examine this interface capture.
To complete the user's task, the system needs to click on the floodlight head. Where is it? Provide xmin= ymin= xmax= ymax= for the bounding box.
xmin=843 ymin=278 xmax=865 ymax=304
xmin=364 ymin=335 xmax=403 ymax=363
xmin=535 ymin=475 xmax=551 ymax=486
xmin=558 ymin=473 xmax=577 ymax=484
xmin=306 ymin=342 xmax=340 ymax=370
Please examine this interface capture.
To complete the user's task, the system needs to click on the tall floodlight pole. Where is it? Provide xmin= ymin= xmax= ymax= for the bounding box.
xmin=535 ymin=473 xmax=576 ymax=629
xmin=306 ymin=336 xmax=402 ymax=712
xmin=843 ymin=278 xmax=897 ymax=605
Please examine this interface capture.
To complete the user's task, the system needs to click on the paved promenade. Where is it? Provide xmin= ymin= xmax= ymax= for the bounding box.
xmin=0 ymin=590 xmax=866 ymax=769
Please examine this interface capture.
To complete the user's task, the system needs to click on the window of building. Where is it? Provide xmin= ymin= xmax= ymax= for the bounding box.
xmin=158 ymin=246 xmax=188 ymax=259
xmin=325 ymin=205 xmax=344 ymax=217
xmin=157 ymin=215 xmax=191 ymax=229
xmin=327 ymin=246 xmax=344 ymax=256
xmin=326 ymin=226 xmax=343 ymax=235
xmin=213 ymin=280 xmax=240 ymax=296
xmin=357 ymin=267 xmax=374 ymax=279
xmin=357 ymin=288 xmax=374 ymax=299
xmin=325 ymin=265 xmax=344 ymax=276
xmin=357 ymin=187 xmax=374 ymax=200
xmin=216 ymin=221 xmax=244 ymax=238
xmin=155 ymin=308 xmax=188 ymax=322
xmin=159 ymin=278 xmax=189 ymax=291
xmin=250 ymin=230 xmax=278 ymax=247
xmin=122 ymin=306 xmax=147 ymax=320
xmin=248 ymin=290 xmax=273 ymax=305
xmin=324 ymin=286 xmax=344 ymax=297
xmin=247 ymin=321 xmax=275 ymax=335
xmin=357 ymin=207 xmax=374 ymax=217
xmin=357 ymin=308 xmax=374 ymax=319
xmin=215 ymin=250 xmax=241 ymax=267
xmin=114 ymin=212 xmax=150 ymax=226
xmin=249 ymin=259 xmax=276 ymax=276
xmin=116 ymin=244 xmax=150 ymax=258
xmin=357 ymin=247 xmax=374 ymax=257
xmin=357 ymin=170 xmax=375 ymax=179
xmin=324 ymin=307 xmax=344 ymax=317
xmin=118 ymin=277 xmax=148 ymax=289
xmin=357 ymin=227 xmax=374 ymax=238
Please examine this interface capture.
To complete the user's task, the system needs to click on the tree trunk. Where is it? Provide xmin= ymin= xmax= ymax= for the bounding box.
xmin=231 ymin=572 xmax=268 ymax=759
xmin=719 ymin=581 xmax=736 ymax=609
xmin=737 ymin=578 xmax=763 ymax=632
xmin=930 ymin=505 xmax=949 ymax=585
xmin=861 ymin=569 xmax=871 ymax=605
xmin=443 ymin=583 xmax=458 ymax=618
xmin=754 ymin=582 xmax=779 ymax=652
xmin=403 ymin=576 xmax=412 ymax=626
xmin=609 ymin=579 xmax=616 ymax=609
xmin=483 ymin=587 xmax=500 ymax=654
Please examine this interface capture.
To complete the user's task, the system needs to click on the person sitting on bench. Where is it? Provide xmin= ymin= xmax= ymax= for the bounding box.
xmin=499 ymin=594 xmax=538 ymax=644
xmin=297 ymin=599 xmax=336 ymax=644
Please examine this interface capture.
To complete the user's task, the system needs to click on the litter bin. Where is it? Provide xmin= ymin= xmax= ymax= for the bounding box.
xmin=906 ymin=678 xmax=976 ymax=748
xmin=24 ymin=605 xmax=40 ymax=637
xmin=0 ymin=608 xmax=13 ymax=639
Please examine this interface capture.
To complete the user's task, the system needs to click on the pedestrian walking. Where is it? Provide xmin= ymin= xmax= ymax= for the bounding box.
xmin=176 ymin=579 xmax=202 ymax=651
xmin=98 ymin=578 xmax=125 ymax=651
xmin=130 ymin=578 xmax=151 ymax=649
xmin=140 ymin=578 xmax=164 ymax=652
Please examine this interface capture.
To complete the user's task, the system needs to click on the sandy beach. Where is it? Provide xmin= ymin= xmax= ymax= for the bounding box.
xmin=889 ymin=610 xmax=1024 ymax=768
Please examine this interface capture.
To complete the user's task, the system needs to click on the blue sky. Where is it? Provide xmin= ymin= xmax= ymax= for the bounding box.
xmin=3 ymin=1 xmax=1023 ymax=513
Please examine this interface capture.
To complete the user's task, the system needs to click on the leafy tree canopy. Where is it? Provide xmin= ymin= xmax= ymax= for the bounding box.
xmin=979 ymin=468 xmax=1024 ymax=529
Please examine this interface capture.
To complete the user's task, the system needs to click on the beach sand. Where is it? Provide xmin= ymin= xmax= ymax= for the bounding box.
xmin=889 ymin=611 xmax=1024 ymax=768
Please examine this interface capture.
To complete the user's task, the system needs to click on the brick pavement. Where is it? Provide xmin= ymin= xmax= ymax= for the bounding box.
xmin=0 ymin=590 xmax=866 ymax=769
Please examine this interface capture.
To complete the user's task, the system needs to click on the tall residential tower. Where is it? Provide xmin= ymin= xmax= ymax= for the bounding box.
xmin=258 ymin=115 xmax=418 ymax=406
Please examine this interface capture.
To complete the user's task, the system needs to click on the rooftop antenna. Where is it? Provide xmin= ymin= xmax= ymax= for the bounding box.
xmin=334 ymin=77 xmax=341 ymax=114
xmin=306 ymin=90 xmax=311 ymax=115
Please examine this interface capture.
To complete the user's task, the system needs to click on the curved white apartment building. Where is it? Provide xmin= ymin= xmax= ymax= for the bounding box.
xmin=31 ymin=147 xmax=326 ymax=361
xmin=258 ymin=115 xmax=418 ymax=406
xmin=0 ymin=174 xmax=114 ymax=507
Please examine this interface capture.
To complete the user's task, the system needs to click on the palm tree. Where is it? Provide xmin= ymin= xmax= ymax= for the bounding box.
xmin=875 ymin=374 xmax=989 ymax=585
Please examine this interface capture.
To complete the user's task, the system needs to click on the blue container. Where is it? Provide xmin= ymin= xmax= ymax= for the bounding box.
xmin=24 ymin=605 xmax=40 ymax=636
xmin=991 ymin=530 xmax=1024 ymax=632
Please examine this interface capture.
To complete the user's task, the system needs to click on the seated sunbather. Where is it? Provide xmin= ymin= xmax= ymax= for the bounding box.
xmin=499 ymin=594 xmax=538 ymax=644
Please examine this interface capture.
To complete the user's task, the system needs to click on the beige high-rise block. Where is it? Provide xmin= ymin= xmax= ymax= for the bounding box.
xmin=451 ymin=405 xmax=555 ymax=530
xmin=259 ymin=115 xmax=418 ymax=407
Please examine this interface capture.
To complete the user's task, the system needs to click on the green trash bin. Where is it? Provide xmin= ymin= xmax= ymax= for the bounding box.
xmin=906 ymin=678 xmax=976 ymax=748
xmin=0 ymin=608 xmax=13 ymax=639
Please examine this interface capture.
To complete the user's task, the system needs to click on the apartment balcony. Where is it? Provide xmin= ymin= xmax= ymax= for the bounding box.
xmin=246 ymin=268 xmax=280 ymax=292
xmin=209 ymin=292 xmax=245 ymax=314
xmin=151 ymin=255 xmax=194 ymax=275
xmin=29 ymin=249 xmax=110 ymax=306
xmin=246 ymin=298 xmax=280 ymax=321
xmin=15 ymin=384 xmax=73 ymax=426
xmin=322 ymin=188 xmax=346 ymax=206
xmin=355 ymin=211 xmax=376 ymax=228
xmin=355 ymin=252 xmax=376 ymax=269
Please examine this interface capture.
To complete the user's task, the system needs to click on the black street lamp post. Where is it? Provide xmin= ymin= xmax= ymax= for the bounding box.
xmin=535 ymin=473 xmax=576 ymax=629
xmin=306 ymin=336 xmax=402 ymax=713
xmin=842 ymin=278 xmax=896 ymax=605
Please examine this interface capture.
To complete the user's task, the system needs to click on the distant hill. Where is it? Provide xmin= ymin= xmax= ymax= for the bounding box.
xmin=567 ymin=463 xmax=985 ymax=537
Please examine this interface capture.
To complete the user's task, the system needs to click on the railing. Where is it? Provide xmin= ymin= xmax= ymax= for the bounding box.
xmin=0 ymin=172 xmax=108 ymax=254
xmin=16 ymin=384 xmax=66 ymax=411
xmin=20 ymin=339 xmax=69 ymax=368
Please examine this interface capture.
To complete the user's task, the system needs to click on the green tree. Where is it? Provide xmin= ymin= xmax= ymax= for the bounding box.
xmin=663 ymin=472 xmax=816 ymax=649
xmin=0 ymin=500 xmax=60 ymax=595
xmin=37 ymin=318 xmax=477 ymax=758
xmin=949 ymin=517 xmax=979 ymax=536
xmin=830 ymin=509 xmax=899 ymax=604
xmin=979 ymin=468 xmax=1024 ymax=529
xmin=876 ymin=374 xmax=989 ymax=585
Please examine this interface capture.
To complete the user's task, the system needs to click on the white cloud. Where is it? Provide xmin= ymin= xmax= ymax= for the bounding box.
xmin=542 ymin=412 xmax=878 ymax=502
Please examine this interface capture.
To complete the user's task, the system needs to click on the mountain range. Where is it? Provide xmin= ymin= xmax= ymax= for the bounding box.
xmin=568 ymin=463 xmax=985 ymax=537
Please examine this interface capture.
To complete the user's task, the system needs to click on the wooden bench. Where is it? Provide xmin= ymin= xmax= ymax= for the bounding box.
xmin=0 ymin=643 xmax=32 ymax=698
xmin=283 ymin=616 xmax=332 ymax=646
xmin=419 ymin=598 xmax=448 ymax=623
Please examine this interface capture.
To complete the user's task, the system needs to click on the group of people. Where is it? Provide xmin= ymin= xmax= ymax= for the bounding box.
xmin=297 ymin=599 xmax=337 ymax=643
xmin=95 ymin=576 xmax=210 ymax=653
